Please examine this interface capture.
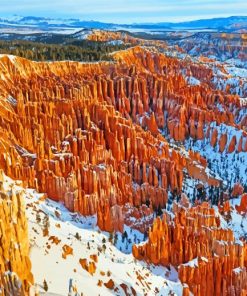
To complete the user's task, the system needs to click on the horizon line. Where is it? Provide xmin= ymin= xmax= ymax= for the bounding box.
xmin=1 ymin=14 xmax=247 ymax=25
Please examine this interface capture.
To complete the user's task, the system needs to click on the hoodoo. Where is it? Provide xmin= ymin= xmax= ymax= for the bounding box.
xmin=0 ymin=15 xmax=246 ymax=295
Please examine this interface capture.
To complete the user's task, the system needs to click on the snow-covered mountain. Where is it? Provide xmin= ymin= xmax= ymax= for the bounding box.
xmin=0 ymin=15 xmax=246 ymax=31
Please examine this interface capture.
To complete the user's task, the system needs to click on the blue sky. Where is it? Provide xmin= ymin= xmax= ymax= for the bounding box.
xmin=1 ymin=0 xmax=247 ymax=23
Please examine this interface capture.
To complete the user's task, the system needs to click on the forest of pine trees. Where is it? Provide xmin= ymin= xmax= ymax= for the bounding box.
xmin=0 ymin=39 xmax=129 ymax=62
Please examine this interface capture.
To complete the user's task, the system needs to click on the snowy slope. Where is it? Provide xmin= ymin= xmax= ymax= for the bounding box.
xmin=215 ymin=197 xmax=247 ymax=242
xmin=2 ymin=174 xmax=184 ymax=296
xmin=184 ymin=122 xmax=247 ymax=189
xmin=211 ymin=61 xmax=247 ymax=96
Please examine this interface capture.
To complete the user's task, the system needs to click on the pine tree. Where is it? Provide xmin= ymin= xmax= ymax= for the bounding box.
xmin=36 ymin=212 xmax=41 ymax=224
xmin=114 ymin=233 xmax=118 ymax=245
xmin=43 ymin=279 xmax=48 ymax=292
xmin=109 ymin=232 xmax=114 ymax=243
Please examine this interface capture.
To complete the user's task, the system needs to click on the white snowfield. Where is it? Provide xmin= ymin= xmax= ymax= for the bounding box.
xmin=2 ymin=174 xmax=183 ymax=296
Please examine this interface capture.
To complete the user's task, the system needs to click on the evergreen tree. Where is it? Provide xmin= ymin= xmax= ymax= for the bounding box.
xmin=43 ymin=279 xmax=48 ymax=292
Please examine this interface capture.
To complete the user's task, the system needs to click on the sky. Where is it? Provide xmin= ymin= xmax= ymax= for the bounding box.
xmin=1 ymin=0 xmax=247 ymax=23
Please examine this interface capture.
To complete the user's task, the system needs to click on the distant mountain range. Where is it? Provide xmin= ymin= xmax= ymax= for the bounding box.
xmin=0 ymin=15 xmax=246 ymax=32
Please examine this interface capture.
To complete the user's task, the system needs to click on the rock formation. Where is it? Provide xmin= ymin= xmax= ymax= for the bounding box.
xmin=0 ymin=170 xmax=34 ymax=295
xmin=0 ymin=48 xmax=225 ymax=233
xmin=0 ymin=44 xmax=245 ymax=295
xmin=236 ymin=193 xmax=247 ymax=214
xmin=133 ymin=199 xmax=247 ymax=295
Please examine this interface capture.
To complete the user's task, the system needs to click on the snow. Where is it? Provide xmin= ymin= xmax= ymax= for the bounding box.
xmin=240 ymin=97 xmax=247 ymax=107
xmin=225 ymin=58 xmax=247 ymax=70
xmin=185 ymin=76 xmax=201 ymax=86
xmin=166 ymin=139 xmax=222 ymax=200
xmin=180 ymin=257 xmax=208 ymax=268
xmin=72 ymin=29 xmax=92 ymax=40
xmin=106 ymin=40 xmax=124 ymax=46
xmin=211 ymin=61 xmax=247 ymax=96
xmin=181 ymin=258 xmax=199 ymax=268
xmin=225 ymin=66 xmax=247 ymax=79
xmin=1 ymin=173 xmax=183 ymax=296
xmin=233 ymin=267 xmax=244 ymax=274
xmin=5 ymin=96 xmax=17 ymax=106
xmin=184 ymin=122 xmax=247 ymax=189
xmin=215 ymin=196 xmax=247 ymax=241
xmin=27 ymin=196 xmax=183 ymax=296
xmin=0 ymin=27 xmax=80 ymax=35
xmin=212 ymin=75 xmax=247 ymax=96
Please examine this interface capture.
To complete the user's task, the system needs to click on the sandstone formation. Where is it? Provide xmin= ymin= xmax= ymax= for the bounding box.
xmin=236 ymin=193 xmax=247 ymax=214
xmin=123 ymin=203 xmax=154 ymax=233
xmin=0 ymin=170 xmax=33 ymax=295
xmin=86 ymin=30 xmax=140 ymax=44
xmin=232 ymin=183 xmax=244 ymax=197
xmin=133 ymin=200 xmax=247 ymax=295
xmin=79 ymin=258 xmax=97 ymax=275
xmin=62 ymin=245 xmax=73 ymax=259
xmin=0 ymin=45 xmax=245 ymax=295
xmin=0 ymin=48 xmax=226 ymax=233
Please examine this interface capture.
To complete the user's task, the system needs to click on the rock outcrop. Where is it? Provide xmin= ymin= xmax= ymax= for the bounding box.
xmin=133 ymin=200 xmax=247 ymax=295
xmin=236 ymin=193 xmax=247 ymax=214
xmin=0 ymin=170 xmax=34 ymax=295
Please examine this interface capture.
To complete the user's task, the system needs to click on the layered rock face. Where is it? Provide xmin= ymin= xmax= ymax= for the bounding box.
xmin=133 ymin=199 xmax=247 ymax=295
xmin=0 ymin=170 xmax=33 ymax=295
xmin=0 ymin=47 xmax=228 ymax=232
